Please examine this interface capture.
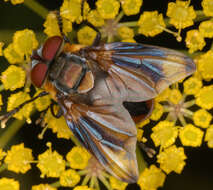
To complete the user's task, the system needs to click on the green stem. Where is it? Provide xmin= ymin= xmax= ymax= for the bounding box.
xmin=50 ymin=181 xmax=61 ymax=188
xmin=0 ymin=163 xmax=7 ymax=173
xmin=0 ymin=119 xmax=25 ymax=148
xmin=82 ymin=174 xmax=90 ymax=185
xmin=0 ymin=85 xmax=4 ymax=92
xmin=99 ymin=176 xmax=112 ymax=190
xmin=23 ymin=0 xmax=49 ymax=19
xmin=118 ymin=21 xmax=138 ymax=27
xmin=70 ymin=135 xmax=81 ymax=146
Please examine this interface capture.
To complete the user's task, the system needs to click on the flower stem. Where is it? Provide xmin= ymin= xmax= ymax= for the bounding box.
xmin=0 ymin=85 xmax=4 ymax=92
xmin=0 ymin=119 xmax=25 ymax=148
xmin=118 ymin=21 xmax=138 ymax=27
xmin=23 ymin=0 xmax=48 ymax=19
xmin=0 ymin=163 xmax=7 ymax=173
xmin=51 ymin=181 xmax=61 ymax=188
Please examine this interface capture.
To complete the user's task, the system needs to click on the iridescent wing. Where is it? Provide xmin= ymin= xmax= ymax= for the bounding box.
xmin=84 ymin=42 xmax=196 ymax=102
xmin=57 ymin=73 xmax=139 ymax=183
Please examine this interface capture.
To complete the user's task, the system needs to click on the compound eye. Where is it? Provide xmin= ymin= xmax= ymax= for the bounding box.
xmin=31 ymin=62 xmax=48 ymax=87
xmin=42 ymin=36 xmax=63 ymax=61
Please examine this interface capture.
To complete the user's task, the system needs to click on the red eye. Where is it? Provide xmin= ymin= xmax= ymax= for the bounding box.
xmin=42 ymin=36 xmax=63 ymax=61
xmin=31 ymin=62 xmax=48 ymax=87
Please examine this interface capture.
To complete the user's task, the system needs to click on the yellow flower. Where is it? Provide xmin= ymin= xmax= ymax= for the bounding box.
xmin=137 ymin=128 xmax=144 ymax=141
xmin=117 ymin=26 xmax=134 ymax=39
xmin=169 ymin=89 xmax=182 ymax=105
xmin=1 ymin=65 xmax=26 ymax=91
xmin=166 ymin=1 xmax=196 ymax=29
xmin=199 ymin=20 xmax=213 ymax=38
xmin=60 ymin=169 xmax=80 ymax=187
xmin=3 ymin=43 xmax=24 ymax=64
xmin=37 ymin=144 xmax=66 ymax=178
xmin=138 ymin=11 xmax=165 ymax=37
xmin=150 ymin=103 xmax=164 ymax=121
xmin=7 ymin=91 xmax=33 ymax=121
xmin=73 ymin=186 xmax=94 ymax=190
xmin=185 ymin=30 xmax=206 ymax=53
xmin=196 ymin=85 xmax=213 ymax=109
xmin=0 ymin=178 xmax=19 ymax=190
xmin=205 ymin=125 xmax=213 ymax=148
xmin=44 ymin=107 xmax=73 ymax=139
xmin=193 ymin=109 xmax=212 ymax=128
xmin=151 ymin=121 xmax=178 ymax=148
xmin=43 ymin=12 xmax=73 ymax=37
xmin=198 ymin=50 xmax=213 ymax=80
xmin=66 ymin=146 xmax=91 ymax=170
xmin=121 ymin=0 xmax=143 ymax=16
xmin=87 ymin=10 xmax=105 ymax=27
xmin=77 ymin=26 xmax=97 ymax=45
xmin=109 ymin=176 xmax=128 ymax=190
xmin=34 ymin=90 xmax=51 ymax=112
xmin=10 ymin=0 xmax=24 ymax=5
xmin=32 ymin=184 xmax=57 ymax=190
xmin=96 ymin=0 xmax=120 ymax=19
xmin=183 ymin=76 xmax=203 ymax=95
xmin=136 ymin=118 xmax=150 ymax=128
xmin=60 ymin=0 xmax=89 ymax=23
xmin=157 ymin=145 xmax=186 ymax=174
xmin=0 ymin=42 xmax=4 ymax=56
xmin=137 ymin=165 xmax=166 ymax=190
xmin=43 ymin=12 xmax=61 ymax=37
xmin=13 ymin=29 xmax=38 ymax=57
xmin=121 ymin=38 xmax=136 ymax=43
xmin=5 ymin=143 xmax=33 ymax=173
xmin=202 ymin=0 xmax=213 ymax=16
xmin=155 ymin=88 xmax=171 ymax=102
xmin=179 ymin=124 xmax=204 ymax=147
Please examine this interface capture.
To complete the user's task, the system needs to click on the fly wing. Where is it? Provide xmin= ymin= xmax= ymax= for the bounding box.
xmin=57 ymin=73 xmax=139 ymax=183
xmin=59 ymin=98 xmax=138 ymax=183
xmin=85 ymin=42 xmax=196 ymax=102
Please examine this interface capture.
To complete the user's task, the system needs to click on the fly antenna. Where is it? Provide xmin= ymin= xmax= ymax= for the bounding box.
xmin=0 ymin=91 xmax=49 ymax=128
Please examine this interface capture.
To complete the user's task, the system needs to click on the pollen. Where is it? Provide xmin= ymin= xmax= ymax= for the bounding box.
xmin=184 ymin=76 xmax=203 ymax=95
xmin=198 ymin=50 xmax=213 ymax=80
xmin=77 ymin=26 xmax=97 ymax=45
xmin=166 ymin=1 xmax=196 ymax=29
xmin=205 ymin=125 xmax=213 ymax=148
xmin=34 ymin=90 xmax=51 ymax=112
xmin=4 ymin=143 xmax=33 ymax=173
xmin=32 ymin=184 xmax=57 ymax=190
xmin=3 ymin=43 xmax=24 ymax=64
xmin=109 ymin=176 xmax=128 ymax=190
xmin=121 ymin=0 xmax=143 ymax=16
xmin=157 ymin=145 xmax=186 ymax=174
xmin=117 ymin=26 xmax=134 ymax=40
xmin=13 ymin=29 xmax=38 ymax=56
xmin=66 ymin=146 xmax=91 ymax=170
xmin=185 ymin=30 xmax=206 ymax=53
xmin=7 ymin=91 xmax=33 ymax=120
xmin=150 ymin=103 xmax=164 ymax=121
xmin=202 ymin=0 xmax=213 ymax=16
xmin=137 ymin=165 xmax=166 ymax=190
xmin=0 ymin=178 xmax=19 ymax=190
xmin=96 ymin=0 xmax=120 ymax=19
xmin=151 ymin=121 xmax=178 ymax=148
xmin=179 ymin=124 xmax=204 ymax=147
xmin=60 ymin=169 xmax=80 ymax=187
xmin=196 ymin=85 xmax=213 ymax=109
xmin=1 ymin=65 xmax=26 ymax=91
xmin=44 ymin=108 xmax=73 ymax=139
xmin=37 ymin=146 xmax=66 ymax=178
xmin=193 ymin=109 xmax=212 ymax=128
xmin=138 ymin=11 xmax=166 ymax=37
xmin=87 ymin=10 xmax=105 ymax=27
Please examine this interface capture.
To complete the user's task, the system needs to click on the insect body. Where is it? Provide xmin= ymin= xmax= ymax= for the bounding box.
xmin=30 ymin=35 xmax=196 ymax=183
